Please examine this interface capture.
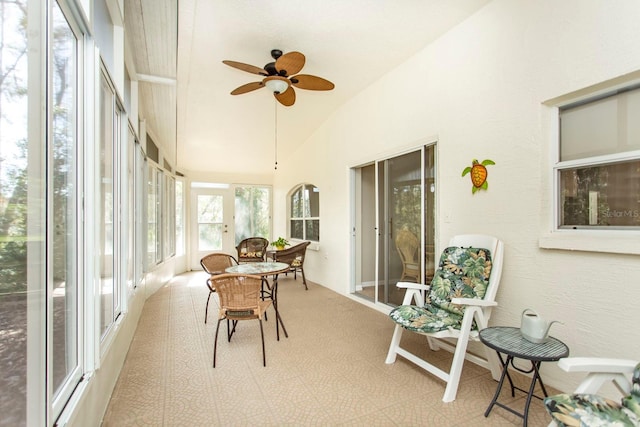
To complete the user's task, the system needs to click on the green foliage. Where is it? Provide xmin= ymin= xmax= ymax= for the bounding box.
xmin=273 ymin=237 xmax=289 ymax=247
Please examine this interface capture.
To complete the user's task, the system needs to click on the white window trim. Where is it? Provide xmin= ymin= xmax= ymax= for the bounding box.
xmin=540 ymin=73 xmax=640 ymax=255
xmin=287 ymin=183 xmax=320 ymax=243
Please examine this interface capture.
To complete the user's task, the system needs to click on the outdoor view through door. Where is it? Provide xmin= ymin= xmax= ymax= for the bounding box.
xmin=190 ymin=184 xmax=271 ymax=270
xmin=352 ymin=145 xmax=435 ymax=306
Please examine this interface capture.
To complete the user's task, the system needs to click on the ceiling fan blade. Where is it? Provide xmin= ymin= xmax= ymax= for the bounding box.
xmin=275 ymin=87 xmax=296 ymax=106
xmin=230 ymin=81 xmax=264 ymax=95
xmin=275 ymin=51 xmax=305 ymax=76
xmin=222 ymin=60 xmax=267 ymax=75
xmin=291 ymin=74 xmax=335 ymax=91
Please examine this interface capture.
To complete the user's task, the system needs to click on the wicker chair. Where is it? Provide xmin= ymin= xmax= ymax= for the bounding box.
xmin=200 ymin=253 xmax=238 ymax=323
xmin=395 ymin=229 xmax=420 ymax=282
xmin=271 ymin=241 xmax=311 ymax=290
xmin=211 ymin=274 xmax=272 ymax=367
xmin=235 ymin=237 xmax=269 ymax=263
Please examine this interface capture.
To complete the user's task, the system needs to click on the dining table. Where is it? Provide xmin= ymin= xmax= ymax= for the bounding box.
xmin=225 ymin=261 xmax=290 ymax=340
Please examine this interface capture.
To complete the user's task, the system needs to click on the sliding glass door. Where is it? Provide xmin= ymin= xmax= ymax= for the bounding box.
xmin=352 ymin=145 xmax=435 ymax=306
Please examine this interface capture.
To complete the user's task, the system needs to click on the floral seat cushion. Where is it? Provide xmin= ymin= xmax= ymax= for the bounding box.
xmin=544 ymin=362 xmax=640 ymax=427
xmin=240 ymin=251 xmax=262 ymax=258
xmin=389 ymin=246 xmax=493 ymax=334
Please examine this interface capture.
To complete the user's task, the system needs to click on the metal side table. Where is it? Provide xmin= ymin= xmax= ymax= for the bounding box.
xmin=479 ymin=326 xmax=569 ymax=427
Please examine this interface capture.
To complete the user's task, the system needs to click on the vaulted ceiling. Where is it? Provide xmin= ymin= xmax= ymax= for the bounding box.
xmin=124 ymin=0 xmax=490 ymax=177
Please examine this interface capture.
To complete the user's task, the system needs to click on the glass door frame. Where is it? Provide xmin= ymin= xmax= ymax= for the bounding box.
xmin=190 ymin=186 xmax=234 ymax=270
xmin=350 ymin=142 xmax=436 ymax=308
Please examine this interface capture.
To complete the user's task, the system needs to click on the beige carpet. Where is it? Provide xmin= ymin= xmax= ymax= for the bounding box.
xmin=102 ymin=272 xmax=555 ymax=426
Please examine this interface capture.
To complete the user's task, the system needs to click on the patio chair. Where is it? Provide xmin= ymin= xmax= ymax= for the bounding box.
xmin=211 ymin=273 xmax=272 ymax=367
xmin=395 ymin=228 xmax=420 ymax=282
xmin=544 ymin=357 xmax=640 ymax=426
xmin=200 ymin=253 xmax=238 ymax=323
xmin=235 ymin=237 xmax=269 ymax=263
xmin=385 ymin=234 xmax=504 ymax=402
xmin=271 ymin=241 xmax=311 ymax=290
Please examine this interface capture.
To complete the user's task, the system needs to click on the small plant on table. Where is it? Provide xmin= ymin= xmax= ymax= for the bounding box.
xmin=273 ymin=237 xmax=289 ymax=250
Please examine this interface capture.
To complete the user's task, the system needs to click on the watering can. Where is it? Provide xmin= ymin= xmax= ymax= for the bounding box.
xmin=520 ymin=309 xmax=562 ymax=343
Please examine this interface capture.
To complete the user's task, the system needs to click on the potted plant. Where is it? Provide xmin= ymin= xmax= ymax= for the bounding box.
xmin=272 ymin=237 xmax=289 ymax=250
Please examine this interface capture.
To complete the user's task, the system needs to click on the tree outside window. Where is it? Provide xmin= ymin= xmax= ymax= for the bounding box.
xmin=289 ymin=184 xmax=319 ymax=241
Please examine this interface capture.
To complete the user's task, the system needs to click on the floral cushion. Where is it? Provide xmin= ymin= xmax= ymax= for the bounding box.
xmin=544 ymin=363 xmax=640 ymax=427
xmin=389 ymin=246 xmax=492 ymax=333
xmin=239 ymin=251 xmax=262 ymax=258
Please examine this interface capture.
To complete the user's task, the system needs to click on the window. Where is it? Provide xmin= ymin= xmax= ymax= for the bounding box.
xmin=289 ymin=184 xmax=319 ymax=241
xmin=557 ymin=86 xmax=640 ymax=229
xmin=175 ymin=179 xmax=185 ymax=256
xmin=163 ymin=173 xmax=175 ymax=258
xmin=98 ymin=67 xmax=123 ymax=338
xmin=234 ymin=185 xmax=271 ymax=243
xmin=197 ymin=194 xmax=224 ymax=250
xmin=0 ymin=1 xmax=85 ymax=422
xmin=147 ymin=162 xmax=158 ymax=266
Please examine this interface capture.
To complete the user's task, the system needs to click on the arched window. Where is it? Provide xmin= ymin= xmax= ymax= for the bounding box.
xmin=289 ymin=184 xmax=320 ymax=242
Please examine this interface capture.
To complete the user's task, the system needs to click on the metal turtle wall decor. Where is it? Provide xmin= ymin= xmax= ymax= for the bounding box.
xmin=462 ymin=159 xmax=495 ymax=193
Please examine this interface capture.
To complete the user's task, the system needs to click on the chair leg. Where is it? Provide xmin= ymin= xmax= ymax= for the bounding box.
xmin=213 ymin=318 xmax=223 ymax=367
xmin=259 ymin=319 xmax=266 ymax=367
xmin=205 ymin=291 xmax=212 ymax=324
xmin=227 ymin=319 xmax=238 ymax=342
xmin=442 ymin=310 xmax=477 ymax=402
xmin=385 ymin=324 xmax=404 ymax=364
xmin=300 ymin=268 xmax=308 ymax=290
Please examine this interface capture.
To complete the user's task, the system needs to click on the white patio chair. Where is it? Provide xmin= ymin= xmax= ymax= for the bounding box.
xmin=385 ymin=234 xmax=504 ymax=402
xmin=545 ymin=357 xmax=640 ymax=426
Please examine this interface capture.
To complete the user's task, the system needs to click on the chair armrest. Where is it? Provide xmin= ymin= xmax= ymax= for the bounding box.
xmin=396 ymin=281 xmax=430 ymax=291
xmin=450 ymin=298 xmax=497 ymax=307
xmin=558 ymin=357 xmax=638 ymax=395
xmin=558 ymin=357 xmax=638 ymax=374
xmin=395 ymin=282 xmax=429 ymax=306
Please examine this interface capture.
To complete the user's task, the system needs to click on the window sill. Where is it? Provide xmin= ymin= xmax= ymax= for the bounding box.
xmin=539 ymin=230 xmax=640 ymax=255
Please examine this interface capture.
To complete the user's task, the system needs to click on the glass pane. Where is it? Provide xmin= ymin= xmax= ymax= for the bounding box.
xmin=0 ymin=1 xmax=32 ymax=423
xmin=155 ymin=169 xmax=162 ymax=263
xmin=305 ymin=219 xmax=319 ymax=241
xmin=382 ymin=150 xmax=422 ymax=306
xmin=99 ymin=74 xmax=114 ymax=337
xmin=198 ymin=195 xmax=222 ymax=223
xmin=199 ymin=224 xmax=223 ymax=250
xmin=234 ymin=186 xmax=270 ymax=243
xmin=560 ymin=87 xmax=640 ymax=161
xmin=175 ymin=180 xmax=184 ymax=255
xmin=198 ymin=194 xmax=223 ymax=251
xmin=308 ymin=185 xmax=319 ymax=217
xmin=51 ymin=3 xmax=78 ymax=397
xmin=290 ymin=220 xmax=303 ymax=240
xmin=127 ymin=128 xmax=135 ymax=290
xmin=147 ymin=164 xmax=156 ymax=265
xmin=559 ymin=160 xmax=640 ymax=228
xmin=290 ymin=186 xmax=303 ymax=218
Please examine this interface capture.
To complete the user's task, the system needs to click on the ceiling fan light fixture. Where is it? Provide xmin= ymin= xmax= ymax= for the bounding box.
xmin=264 ymin=76 xmax=290 ymax=94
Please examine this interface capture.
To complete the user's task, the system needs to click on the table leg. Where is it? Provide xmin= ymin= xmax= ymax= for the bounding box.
xmin=484 ymin=354 xmax=513 ymax=417
xmin=522 ymin=361 xmax=546 ymax=427
xmin=271 ymin=274 xmax=288 ymax=340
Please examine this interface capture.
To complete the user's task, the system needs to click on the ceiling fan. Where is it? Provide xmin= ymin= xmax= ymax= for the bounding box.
xmin=222 ymin=49 xmax=335 ymax=106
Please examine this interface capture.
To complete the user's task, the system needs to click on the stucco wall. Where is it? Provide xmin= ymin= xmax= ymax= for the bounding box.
xmin=273 ymin=0 xmax=640 ymax=393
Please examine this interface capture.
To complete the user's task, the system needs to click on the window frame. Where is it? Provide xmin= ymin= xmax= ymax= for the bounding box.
xmin=288 ymin=183 xmax=320 ymax=242
xmin=540 ymin=75 xmax=640 ymax=255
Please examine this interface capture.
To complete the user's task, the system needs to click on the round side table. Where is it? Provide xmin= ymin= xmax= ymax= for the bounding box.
xmin=479 ymin=326 xmax=569 ymax=427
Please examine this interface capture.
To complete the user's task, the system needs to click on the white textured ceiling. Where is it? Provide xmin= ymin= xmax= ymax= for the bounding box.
xmin=127 ymin=0 xmax=491 ymax=176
